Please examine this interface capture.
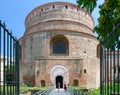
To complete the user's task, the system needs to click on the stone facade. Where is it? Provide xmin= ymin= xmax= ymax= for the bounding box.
xmin=20 ymin=2 xmax=100 ymax=89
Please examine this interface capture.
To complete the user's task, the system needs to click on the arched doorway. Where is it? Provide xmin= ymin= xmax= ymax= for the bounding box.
xmin=74 ymin=79 xmax=79 ymax=86
xmin=50 ymin=65 xmax=69 ymax=88
xmin=56 ymin=76 xmax=63 ymax=88
xmin=41 ymin=80 xmax=45 ymax=87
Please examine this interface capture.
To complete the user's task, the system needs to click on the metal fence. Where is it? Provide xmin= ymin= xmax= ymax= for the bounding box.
xmin=33 ymin=87 xmax=52 ymax=95
xmin=0 ymin=21 xmax=20 ymax=95
xmin=100 ymin=25 xmax=120 ymax=95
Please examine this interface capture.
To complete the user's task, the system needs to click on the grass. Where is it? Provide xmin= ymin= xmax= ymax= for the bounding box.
xmin=101 ymin=83 xmax=120 ymax=94
xmin=69 ymin=86 xmax=100 ymax=95
xmin=20 ymin=86 xmax=48 ymax=93
xmin=69 ymin=86 xmax=86 ymax=90
xmin=89 ymin=83 xmax=120 ymax=95
xmin=2 ymin=83 xmax=119 ymax=95
xmin=0 ymin=85 xmax=48 ymax=94
xmin=90 ymin=87 xmax=100 ymax=95
xmin=70 ymin=83 xmax=120 ymax=95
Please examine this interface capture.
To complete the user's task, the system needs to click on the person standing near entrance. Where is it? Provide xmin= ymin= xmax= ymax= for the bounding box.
xmin=57 ymin=82 xmax=60 ymax=92
xmin=64 ymin=83 xmax=67 ymax=92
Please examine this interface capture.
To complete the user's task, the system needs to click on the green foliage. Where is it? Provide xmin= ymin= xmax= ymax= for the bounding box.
xmin=76 ymin=0 xmax=120 ymax=49
xmin=101 ymin=83 xmax=120 ymax=94
xmin=20 ymin=86 xmax=48 ymax=93
xmin=5 ymin=65 xmax=15 ymax=71
xmin=0 ymin=86 xmax=48 ymax=94
xmin=70 ymin=86 xmax=100 ymax=95
xmin=76 ymin=0 xmax=97 ymax=13
xmin=90 ymin=87 xmax=100 ymax=95
xmin=95 ymin=0 xmax=120 ymax=48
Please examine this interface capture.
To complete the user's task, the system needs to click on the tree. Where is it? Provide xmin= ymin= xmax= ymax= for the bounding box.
xmin=77 ymin=0 xmax=120 ymax=49
xmin=5 ymin=64 xmax=15 ymax=71
xmin=76 ymin=0 xmax=97 ymax=13
xmin=95 ymin=0 xmax=120 ymax=48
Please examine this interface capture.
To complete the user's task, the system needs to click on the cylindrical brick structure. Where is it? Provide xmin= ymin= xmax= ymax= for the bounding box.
xmin=20 ymin=2 xmax=100 ymax=89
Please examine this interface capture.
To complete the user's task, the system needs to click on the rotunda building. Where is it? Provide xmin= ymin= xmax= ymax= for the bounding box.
xmin=20 ymin=2 xmax=100 ymax=89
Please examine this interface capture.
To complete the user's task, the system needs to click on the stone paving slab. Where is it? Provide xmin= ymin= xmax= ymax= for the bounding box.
xmin=49 ymin=89 xmax=71 ymax=95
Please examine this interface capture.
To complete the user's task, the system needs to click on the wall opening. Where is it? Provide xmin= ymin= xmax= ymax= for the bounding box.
xmin=74 ymin=79 xmax=79 ymax=86
xmin=53 ymin=5 xmax=55 ymax=8
xmin=50 ymin=35 xmax=69 ymax=55
xmin=56 ymin=76 xmax=63 ymax=88
xmin=84 ymin=69 xmax=87 ymax=74
xmin=66 ymin=5 xmax=68 ymax=9
xmin=41 ymin=80 xmax=45 ymax=87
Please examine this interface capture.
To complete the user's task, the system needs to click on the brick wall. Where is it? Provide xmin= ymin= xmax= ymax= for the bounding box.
xmin=20 ymin=2 xmax=100 ymax=89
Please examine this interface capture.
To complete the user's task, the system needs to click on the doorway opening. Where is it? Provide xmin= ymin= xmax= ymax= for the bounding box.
xmin=56 ymin=75 xmax=63 ymax=88
xmin=41 ymin=80 xmax=45 ymax=87
xmin=74 ymin=79 xmax=79 ymax=86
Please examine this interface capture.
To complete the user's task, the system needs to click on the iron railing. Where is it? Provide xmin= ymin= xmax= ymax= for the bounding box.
xmin=33 ymin=87 xmax=52 ymax=95
xmin=100 ymin=25 xmax=120 ymax=95
xmin=0 ymin=21 xmax=20 ymax=95
xmin=68 ymin=88 xmax=89 ymax=95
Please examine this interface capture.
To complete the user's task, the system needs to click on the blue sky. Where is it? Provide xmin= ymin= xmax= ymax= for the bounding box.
xmin=0 ymin=0 xmax=104 ymax=39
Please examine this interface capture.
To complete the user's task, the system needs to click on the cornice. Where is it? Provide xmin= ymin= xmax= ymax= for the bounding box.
xmin=21 ymin=29 xmax=98 ymax=41
xmin=25 ymin=20 xmax=93 ymax=34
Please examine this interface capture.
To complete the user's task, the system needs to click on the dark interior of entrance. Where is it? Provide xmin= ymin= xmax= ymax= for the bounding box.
xmin=56 ymin=76 xmax=63 ymax=88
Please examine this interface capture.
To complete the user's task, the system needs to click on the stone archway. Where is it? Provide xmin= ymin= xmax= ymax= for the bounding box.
xmin=50 ymin=65 xmax=69 ymax=88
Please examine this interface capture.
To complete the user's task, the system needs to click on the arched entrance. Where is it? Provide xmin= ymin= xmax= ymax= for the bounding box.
xmin=50 ymin=65 xmax=69 ymax=88
xmin=56 ymin=76 xmax=63 ymax=88
xmin=41 ymin=80 xmax=45 ymax=87
xmin=74 ymin=79 xmax=79 ymax=86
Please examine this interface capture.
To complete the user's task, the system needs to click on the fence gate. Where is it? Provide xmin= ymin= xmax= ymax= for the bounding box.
xmin=100 ymin=26 xmax=120 ymax=95
xmin=0 ymin=21 xmax=20 ymax=95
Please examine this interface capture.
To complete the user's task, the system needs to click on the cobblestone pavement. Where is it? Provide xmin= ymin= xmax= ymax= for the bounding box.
xmin=49 ymin=89 xmax=71 ymax=95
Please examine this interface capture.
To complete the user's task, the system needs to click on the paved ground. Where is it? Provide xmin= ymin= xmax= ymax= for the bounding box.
xmin=49 ymin=89 xmax=71 ymax=95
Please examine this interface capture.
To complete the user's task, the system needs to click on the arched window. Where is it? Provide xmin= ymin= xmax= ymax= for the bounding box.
xmin=50 ymin=35 xmax=69 ymax=55
xmin=53 ymin=40 xmax=67 ymax=54
xmin=41 ymin=80 xmax=45 ymax=87
xmin=73 ymin=79 xmax=79 ymax=86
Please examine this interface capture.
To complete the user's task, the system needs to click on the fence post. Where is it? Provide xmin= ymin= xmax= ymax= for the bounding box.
xmin=100 ymin=24 xmax=120 ymax=95
xmin=0 ymin=21 xmax=20 ymax=95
